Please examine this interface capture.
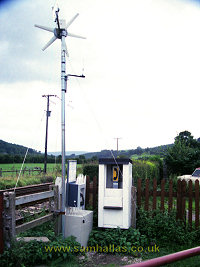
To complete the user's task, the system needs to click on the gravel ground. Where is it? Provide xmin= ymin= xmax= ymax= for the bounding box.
xmin=77 ymin=252 xmax=142 ymax=266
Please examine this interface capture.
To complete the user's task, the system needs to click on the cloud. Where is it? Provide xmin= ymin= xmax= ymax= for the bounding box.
xmin=2 ymin=0 xmax=200 ymax=152
xmin=0 ymin=0 xmax=59 ymax=83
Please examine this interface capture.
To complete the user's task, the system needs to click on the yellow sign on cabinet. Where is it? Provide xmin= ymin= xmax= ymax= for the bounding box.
xmin=113 ymin=167 xmax=119 ymax=182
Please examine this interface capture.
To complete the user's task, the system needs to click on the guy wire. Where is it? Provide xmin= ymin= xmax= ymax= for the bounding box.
xmin=67 ymin=58 xmax=124 ymax=178
xmin=14 ymin=148 xmax=29 ymax=191
xmin=14 ymin=109 xmax=46 ymax=191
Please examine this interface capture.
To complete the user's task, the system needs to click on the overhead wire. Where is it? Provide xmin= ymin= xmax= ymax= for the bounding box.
xmin=14 ymin=109 xmax=46 ymax=190
xmin=67 ymin=57 xmax=124 ymax=178
xmin=53 ymin=96 xmax=61 ymax=175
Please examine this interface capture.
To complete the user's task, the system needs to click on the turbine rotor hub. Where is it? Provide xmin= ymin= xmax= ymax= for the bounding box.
xmin=54 ymin=28 xmax=68 ymax=39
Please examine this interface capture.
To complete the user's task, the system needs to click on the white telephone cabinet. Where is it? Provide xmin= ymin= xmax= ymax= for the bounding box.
xmin=98 ymin=158 xmax=132 ymax=229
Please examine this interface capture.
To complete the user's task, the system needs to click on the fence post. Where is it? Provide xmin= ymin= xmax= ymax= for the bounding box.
xmin=131 ymin=186 xmax=137 ymax=228
xmin=168 ymin=179 xmax=173 ymax=213
xmin=85 ymin=176 xmax=90 ymax=207
xmin=3 ymin=192 xmax=16 ymax=247
xmin=181 ymin=180 xmax=186 ymax=224
xmin=176 ymin=179 xmax=182 ymax=221
xmin=93 ymin=176 xmax=97 ymax=210
xmin=160 ymin=179 xmax=165 ymax=211
xmin=50 ymin=185 xmax=61 ymax=235
xmin=188 ymin=180 xmax=193 ymax=229
xmin=0 ymin=193 xmax=4 ymax=254
xmin=153 ymin=178 xmax=157 ymax=211
xmin=137 ymin=179 xmax=142 ymax=208
xmin=176 ymin=179 xmax=186 ymax=222
xmin=195 ymin=179 xmax=199 ymax=229
xmin=144 ymin=179 xmax=149 ymax=211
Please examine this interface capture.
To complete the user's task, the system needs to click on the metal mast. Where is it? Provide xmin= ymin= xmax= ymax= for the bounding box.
xmin=35 ymin=7 xmax=86 ymax=238
xmin=61 ymin=31 xmax=67 ymax=236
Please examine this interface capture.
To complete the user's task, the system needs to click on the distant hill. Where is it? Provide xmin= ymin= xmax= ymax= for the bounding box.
xmin=0 ymin=140 xmax=40 ymax=155
xmin=74 ymin=144 xmax=173 ymax=159
xmin=48 ymin=151 xmax=88 ymax=157
xmin=0 ymin=139 xmax=172 ymax=159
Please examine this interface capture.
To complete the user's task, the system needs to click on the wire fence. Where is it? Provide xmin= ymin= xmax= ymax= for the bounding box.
xmin=0 ymin=167 xmax=43 ymax=177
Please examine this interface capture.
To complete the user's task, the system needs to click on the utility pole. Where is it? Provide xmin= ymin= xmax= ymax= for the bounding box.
xmin=114 ymin=137 xmax=122 ymax=153
xmin=42 ymin=94 xmax=57 ymax=173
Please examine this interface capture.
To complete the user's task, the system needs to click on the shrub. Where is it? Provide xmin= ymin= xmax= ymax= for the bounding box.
xmin=132 ymin=156 xmax=163 ymax=187
xmin=136 ymin=209 xmax=197 ymax=246
xmin=0 ymin=235 xmax=81 ymax=267
xmin=0 ymin=221 xmax=82 ymax=267
xmin=83 ymin=164 xmax=98 ymax=181
xmin=40 ymin=176 xmax=54 ymax=183
xmin=88 ymin=227 xmax=148 ymax=252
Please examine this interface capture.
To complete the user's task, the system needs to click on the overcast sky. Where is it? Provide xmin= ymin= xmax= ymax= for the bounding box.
xmin=1 ymin=0 xmax=200 ymax=153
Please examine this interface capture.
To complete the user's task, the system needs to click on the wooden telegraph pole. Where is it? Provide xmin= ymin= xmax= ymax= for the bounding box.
xmin=114 ymin=137 xmax=122 ymax=153
xmin=42 ymin=95 xmax=57 ymax=173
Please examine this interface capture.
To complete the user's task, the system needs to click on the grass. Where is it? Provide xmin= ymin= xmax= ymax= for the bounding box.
xmin=0 ymin=175 xmax=54 ymax=189
xmin=0 ymin=163 xmax=58 ymax=189
xmin=0 ymin=163 xmax=83 ymax=174
xmin=142 ymin=244 xmax=200 ymax=267
xmin=0 ymin=163 xmax=83 ymax=189
xmin=49 ymin=258 xmax=80 ymax=267
xmin=131 ymin=153 xmax=152 ymax=160
xmin=0 ymin=163 xmax=60 ymax=172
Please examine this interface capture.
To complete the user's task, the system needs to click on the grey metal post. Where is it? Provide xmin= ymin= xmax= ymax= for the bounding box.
xmin=61 ymin=32 xmax=67 ymax=237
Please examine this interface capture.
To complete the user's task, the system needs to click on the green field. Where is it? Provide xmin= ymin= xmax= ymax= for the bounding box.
xmin=0 ymin=163 xmax=57 ymax=171
xmin=0 ymin=163 xmax=83 ymax=189
xmin=0 ymin=163 xmax=59 ymax=189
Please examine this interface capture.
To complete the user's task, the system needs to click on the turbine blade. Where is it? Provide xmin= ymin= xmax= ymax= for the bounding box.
xmin=34 ymin=24 xmax=54 ymax=33
xmin=42 ymin=36 xmax=57 ymax=51
xmin=63 ymin=41 xmax=69 ymax=57
xmin=68 ymin=32 xmax=86 ymax=39
xmin=65 ymin=13 xmax=79 ymax=29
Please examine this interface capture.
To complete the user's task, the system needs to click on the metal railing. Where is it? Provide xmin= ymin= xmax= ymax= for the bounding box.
xmin=124 ymin=246 xmax=200 ymax=267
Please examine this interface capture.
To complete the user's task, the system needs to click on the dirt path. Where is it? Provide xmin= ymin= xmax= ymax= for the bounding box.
xmin=78 ymin=252 xmax=142 ymax=266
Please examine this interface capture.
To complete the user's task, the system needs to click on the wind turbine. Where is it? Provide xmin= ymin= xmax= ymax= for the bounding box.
xmin=35 ymin=8 xmax=86 ymax=237
xmin=34 ymin=12 xmax=86 ymax=54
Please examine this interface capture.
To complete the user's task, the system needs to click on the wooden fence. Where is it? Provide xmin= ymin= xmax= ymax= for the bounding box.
xmin=0 ymin=167 xmax=43 ymax=177
xmin=85 ymin=176 xmax=98 ymax=210
xmin=137 ymin=178 xmax=200 ymax=229
xmin=0 ymin=176 xmax=96 ymax=254
xmin=1 ymin=185 xmax=59 ymax=250
xmin=1 ymin=177 xmax=199 ymax=254
xmin=84 ymin=176 xmax=200 ymax=229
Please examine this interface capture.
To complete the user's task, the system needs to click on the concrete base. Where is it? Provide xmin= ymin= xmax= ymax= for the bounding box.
xmin=64 ymin=210 xmax=93 ymax=247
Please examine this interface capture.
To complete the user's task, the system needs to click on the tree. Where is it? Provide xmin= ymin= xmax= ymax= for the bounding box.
xmin=174 ymin=131 xmax=200 ymax=148
xmin=165 ymin=131 xmax=200 ymax=175
xmin=135 ymin=146 xmax=143 ymax=155
xmin=91 ymin=156 xmax=98 ymax=162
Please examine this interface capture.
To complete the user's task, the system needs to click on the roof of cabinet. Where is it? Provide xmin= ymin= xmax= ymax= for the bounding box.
xmin=99 ymin=158 xmax=132 ymax=165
